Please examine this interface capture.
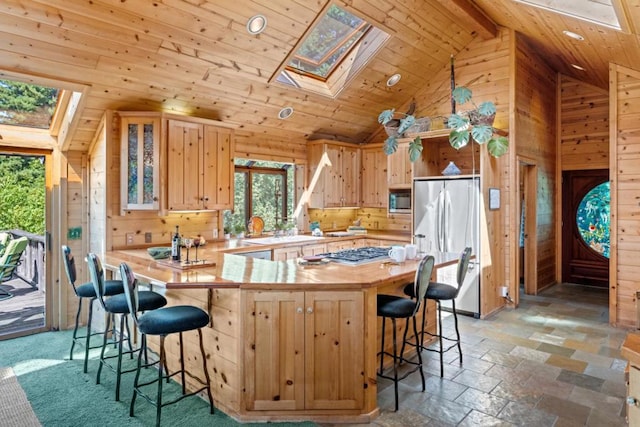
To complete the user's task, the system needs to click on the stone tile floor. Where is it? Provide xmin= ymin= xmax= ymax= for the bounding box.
xmin=325 ymin=283 xmax=630 ymax=426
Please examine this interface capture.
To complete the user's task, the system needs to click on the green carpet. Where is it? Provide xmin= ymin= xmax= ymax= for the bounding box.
xmin=0 ymin=330 xmax=317 ymax=426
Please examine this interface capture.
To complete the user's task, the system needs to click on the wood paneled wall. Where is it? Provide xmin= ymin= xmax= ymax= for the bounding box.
xmin=513 ymin=34 xmax=558 ymax=294
xmin=234 ymin=129 xmax=308 ymax=165
xmin=560 ymin=76 xmax=609 ymax=171
xmin=88 ymin=115 xmax=109 ymax=255
xmin=61 ymin=150 xmax=89 ymax=330
xmin=610 ymin=64 xmax=640 ymax=328
xmin=404 ymin=28 xmax=513 ymax=317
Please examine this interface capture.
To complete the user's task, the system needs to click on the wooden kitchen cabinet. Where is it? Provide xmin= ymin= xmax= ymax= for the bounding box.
xmin=119 ymin=113 xmax=161 ymax=212
xmin=360 ymin=144 xmax=387 ymax=208
xmin=273 ymin=244 xmax=327 ymax=260
xmin=272 ymin=246 xmax=301 ymax=261
xmin=166 ymin=119 xmax=234 ymax=211
xmin=387 ymin=142 xmax=412 ymax=188
xmin=327 ymin=240 xmax=356 ymax=252
xmin=244 ymin=290 xmax=365 ymax=411
xmin=308 ymin=140 xmax=360 ymax=208
xmin=358 ymin=238 xmax=382 ymax=247
xmin=301 ymin=243 xmax=327 ymax=256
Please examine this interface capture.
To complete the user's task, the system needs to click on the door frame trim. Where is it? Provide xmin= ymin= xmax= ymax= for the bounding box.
xmin=0 ymin=147 xmax=53 ymax=338
xmin=515 ymin=155 xmax=538 ymax=304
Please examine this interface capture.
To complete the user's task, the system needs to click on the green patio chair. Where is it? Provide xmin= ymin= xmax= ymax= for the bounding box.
xmin=0 ymin=236 xmax=29 ymax=300
xmin=0 ymin=232 xmax=11 ymax=257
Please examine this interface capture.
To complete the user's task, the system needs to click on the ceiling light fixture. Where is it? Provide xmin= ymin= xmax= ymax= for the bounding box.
xmin=278 ymin=106 xmax=294 ymax=119
xmin=386 ymin=73 xmax=401 ymax=87
xmin=562 ymin=30 xmax=584 ymax=41
xmin=247 ymin=15 xmax=267 ymax=35
xmin=570 ymin=63 xmax=586 ymax=71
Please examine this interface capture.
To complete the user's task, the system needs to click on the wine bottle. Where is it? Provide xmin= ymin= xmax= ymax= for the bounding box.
xmin=171 ymin=226 xmax=181 ymax=261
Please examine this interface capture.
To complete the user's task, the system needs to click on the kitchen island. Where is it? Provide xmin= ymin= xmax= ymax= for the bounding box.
xmin=103 ymin=242 xmax=459 ymax=423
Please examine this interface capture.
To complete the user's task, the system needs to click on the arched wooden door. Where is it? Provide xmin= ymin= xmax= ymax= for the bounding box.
xmin=561 ymin=169 xmax=610 ymax=288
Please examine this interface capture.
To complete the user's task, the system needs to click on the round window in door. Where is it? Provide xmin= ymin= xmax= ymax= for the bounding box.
xmin=576 ymin=182 xmax=610 ymax=258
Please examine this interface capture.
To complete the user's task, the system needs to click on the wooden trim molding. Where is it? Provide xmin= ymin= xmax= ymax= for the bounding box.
xmin=609 ymin=63 xmax=618 ymax=326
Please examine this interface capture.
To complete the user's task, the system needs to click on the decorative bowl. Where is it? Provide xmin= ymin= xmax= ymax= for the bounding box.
xmin=147 ymin=247 xmax=172 ymax=260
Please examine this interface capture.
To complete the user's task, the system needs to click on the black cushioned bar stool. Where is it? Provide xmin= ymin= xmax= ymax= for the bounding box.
xmin=377 ymin=255 xmax=435 ymax=411
xmin=87 ymin=253 xmax=167 ymax=401
xmin=61 ymin=245 xmax=124 ymax=373
xmin=120 ymin=262 xmax=214 ymax=427
xmin=403 ymin=247 xmax=472 ymax=377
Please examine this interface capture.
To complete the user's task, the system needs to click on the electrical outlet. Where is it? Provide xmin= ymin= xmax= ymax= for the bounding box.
xmin=145 ymin=232 xmax=152 ymax=243
xmin=212 ymin=229 xmax=219 ymax=239
xmin=126 ymin=233 xmax=134 ymax=245
xmin=500 ymin=286 xmax=509 ymax=297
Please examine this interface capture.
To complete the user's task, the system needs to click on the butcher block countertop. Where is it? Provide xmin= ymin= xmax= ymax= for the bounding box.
xmin=102 ymin=234 xmax=458 ymax=290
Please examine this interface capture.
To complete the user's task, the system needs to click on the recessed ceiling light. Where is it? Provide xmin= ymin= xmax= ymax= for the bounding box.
xmin=247 ymin=15 xmax=267 ymax=35
xmin=278 ymin=106 xmax=294 ymax=119
xmin=386 ymin=73 xmax=401 ymax=87
xmin=562 ymin=30 xmax=584 ymax=41
xmin=570 ymin=63 xmax=586 ymax=71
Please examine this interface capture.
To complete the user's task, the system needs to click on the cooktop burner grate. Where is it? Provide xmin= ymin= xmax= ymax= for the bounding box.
xmin=321 ymin=246 xmax=391 ymax=265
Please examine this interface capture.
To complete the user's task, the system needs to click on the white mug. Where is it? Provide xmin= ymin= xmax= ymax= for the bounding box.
xmin=388 ymin=246 xmax=407 ymax=263
xmin=405 ymin=244 xmax=418 ymax=259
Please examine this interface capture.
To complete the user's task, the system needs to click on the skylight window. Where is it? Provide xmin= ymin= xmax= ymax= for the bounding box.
xmin=513 ymin=0 xmax=621 ymax=30
xmin=0 ymin=79 xmax=60 ymax=129
xmin=274 ymin=3 xmax=389 ymax=98
xmin=287 ymin=5 xmax=370 ymax=81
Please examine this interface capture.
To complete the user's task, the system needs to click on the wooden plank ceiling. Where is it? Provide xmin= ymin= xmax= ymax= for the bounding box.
xmin=0 ymin=0 xmax=638 ymax=152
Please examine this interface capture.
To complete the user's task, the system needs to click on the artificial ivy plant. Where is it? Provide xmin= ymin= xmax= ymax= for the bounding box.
xmin=378 ymin=107 xmax=424 ymax=162
xmin=447 ymin=86 xmax=509 ymax=157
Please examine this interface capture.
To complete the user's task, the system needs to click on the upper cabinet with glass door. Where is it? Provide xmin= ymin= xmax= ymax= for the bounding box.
xmin=119 ymin=113 xmax=161 ymax=213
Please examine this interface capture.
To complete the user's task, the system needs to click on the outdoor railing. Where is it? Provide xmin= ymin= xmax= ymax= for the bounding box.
xmin=3 ymin=229 xmax=45 ymax=291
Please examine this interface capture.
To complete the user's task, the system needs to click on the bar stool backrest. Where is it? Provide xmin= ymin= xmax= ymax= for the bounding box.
xmin=119 ymin=262 xmax=141 ymax=327
xmin=455 ymin=247 xmax=473 ymax=295
xmin=86 ymin=253 xmax=108 ymax=310
xmin=411 ymin=255 xmax=435 ymax=316
xmin=61 ymin=245 xmax=79 ymax=293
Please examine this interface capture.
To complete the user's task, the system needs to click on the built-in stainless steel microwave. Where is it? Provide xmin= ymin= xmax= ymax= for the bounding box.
xmin=389 ymin=189 xmax=411 ymax=214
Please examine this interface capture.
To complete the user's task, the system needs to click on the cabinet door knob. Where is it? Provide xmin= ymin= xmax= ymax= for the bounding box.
xmin=296 ymin=307 xmax=303 ymax=314
xmin=628 ymin=396 xmax=639 ymax=407
xmin=306 ymin=307 xmax=313 ymax=314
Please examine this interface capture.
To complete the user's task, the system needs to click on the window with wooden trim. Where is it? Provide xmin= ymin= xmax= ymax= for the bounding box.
xmin=226 ymin=159 xmax=294 ymax=233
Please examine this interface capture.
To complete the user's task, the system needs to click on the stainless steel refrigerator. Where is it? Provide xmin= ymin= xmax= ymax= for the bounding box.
xmin=413 ymin=176 xmax=480 ymax=317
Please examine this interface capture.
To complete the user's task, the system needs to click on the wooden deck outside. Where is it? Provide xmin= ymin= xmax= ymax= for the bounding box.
xmin=0 ymin=276 xmax=45 ymax=337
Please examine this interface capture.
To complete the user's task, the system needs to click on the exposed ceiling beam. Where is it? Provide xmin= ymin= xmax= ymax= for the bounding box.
xmin=434 ymin=0 xmax=499 ymax=39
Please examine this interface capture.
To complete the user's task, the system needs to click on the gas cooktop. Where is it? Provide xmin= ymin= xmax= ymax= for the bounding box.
xmin=320 ymin=246 xmax=391 ymax=266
